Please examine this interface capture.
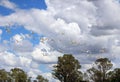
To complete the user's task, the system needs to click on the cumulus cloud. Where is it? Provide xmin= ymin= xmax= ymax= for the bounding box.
xmin=10 ymin=34 xmax=33 ymax=53
xmin=0 ymin=0 xmax=120 ymax=81
xmin=42 ymin=72 xmax=60 ymax=82
xmin=1 ymin=0 xmax=120 ymax=55
xmin=32 ymin=42 xmax=62 ymax=64
xmin=0 ymin=51 xmax=41 ymax=78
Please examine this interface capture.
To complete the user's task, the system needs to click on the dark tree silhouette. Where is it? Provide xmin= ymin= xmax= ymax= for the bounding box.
xmin=107 ymin=68 xmax=120 ymax=82
xmin=10 ymin=68 xmax=27 ymax=82
xmin=52 ymin=54 xmax=83 ymax=82
xmin=36 ymin=75 xmax=48 ymax=82
xmin=86 ymin=58 xmax=113 ymax=82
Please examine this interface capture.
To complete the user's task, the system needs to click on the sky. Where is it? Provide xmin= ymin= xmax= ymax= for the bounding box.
xmin=0 ymin=0 xmax=120 ymax=81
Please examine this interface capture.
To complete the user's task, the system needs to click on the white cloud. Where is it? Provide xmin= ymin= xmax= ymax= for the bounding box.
xmin=11 ymin=34 xmax=33 ymax=53
xmin=42 ymin=72 xmax=60 ymax=82
xmin=91 ymin=0 xmax=120 ymax=28
xmin=0 ymin=0 xmax=17 ymax=10
xmin=27 ymin=68 xmax=41 ymax=79
xmin=12 ymin=34 xmax=24 ymax=44
xmin=0 ymin=0 xmax=120 ymax=81
xmin=46 ymin=0 xmax=97 ymax=32
xmin=0 ymin=51 xmax=42 ymax=79
xmin=19 ymin=56 xmax=32 ymax=67
xmin=0 ymin=29 xmax=2 ymax=35
xmin=0 ymin=0 xmax=120 ymax=63
xmin=32 ymin=42 xmax=62 ymax=64
xmin=0 ymin=51 xmax=18 ymax=66
xmin=1 ymin=0 xmax=119 ymax=55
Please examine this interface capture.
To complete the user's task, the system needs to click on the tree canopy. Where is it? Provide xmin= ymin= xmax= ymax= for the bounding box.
xmin=10 ymin=68 xmax=27 ymax=82
xmin=86 ymin=58 xmax=113 ymax=82
xmin=0 ymin=68 xmax=48 ymax=82
xmin=0 ymin=55 xmax=120 ymax=82
xmin=52 ymin=54 xmax=83 ymax=82
xmin=107 ymin=68 xmax=120 ymax=82
xmin=36 ymin=75 xmax=48 ymax=82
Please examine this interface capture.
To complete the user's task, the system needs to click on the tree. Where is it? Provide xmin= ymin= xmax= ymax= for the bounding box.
xmin=0 ymin=69 xmax=15 ymax=82
xmin=83 ymin=73 xmax=89 ymax=82
xmin=10 ymin=68 xmax=27 ymax=82
xmin=36 ymin=75 xmax=48 ymax=82
xmin=7 ymin=72 xmax=13 ymax=82
xmin=27 ymin=77 xmax=32 ymax=82
xmin=87 ymin=67 xmax=102 ymax=82
xmin=86 ymin=58 xmax=113 ymax=82
xmin=0 ymin=69 xmax=8 ymax=82
xmin=107 ymin=68 xmax=120 ymax=82
xmin=52 ymin=54 xmax=83 ymax=82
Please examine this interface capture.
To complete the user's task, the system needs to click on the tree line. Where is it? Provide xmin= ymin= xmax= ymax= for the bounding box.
xmin=0 ymin=54 xmax=120 ymax=82
xmin=53 ymin=54 xmax=120 ymax=82
xmin=0 ymin=68 xmax=48 ymax=82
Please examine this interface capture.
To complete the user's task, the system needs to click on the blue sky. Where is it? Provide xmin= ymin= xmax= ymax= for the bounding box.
xmin=0 ymin=0 xmax=47 ymax=16
xmin=0 ymin=6 xmax=14 ymax=15
xmin=1 ymin=0 xmax=49 ymax=73
xmin=0 ymin=0 xmax=53 ymax=80
xmin=0 ymin=0 xmax=46 ymax=45
xmin=10 ymin=0 xmax=47 ymax=9
xmin=0 ymin=0 xmax=120 ymax=81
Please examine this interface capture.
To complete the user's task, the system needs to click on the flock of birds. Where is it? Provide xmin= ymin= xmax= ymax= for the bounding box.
xmin=4 ymin=26 xmax=107 ymax=57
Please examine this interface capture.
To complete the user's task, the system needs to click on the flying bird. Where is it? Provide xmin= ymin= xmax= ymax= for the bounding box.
xmin=40 ymin=37 xmax=48 ymax=43
xmin=5 ymin=27 xmax=11 ymax=33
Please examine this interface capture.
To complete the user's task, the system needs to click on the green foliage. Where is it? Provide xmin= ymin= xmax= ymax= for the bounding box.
xmin=10 ymin=68 xmax=27 ymax=82
xmin=107 ymin=68 xmax=120 ymax=82
xmin=0 ymin=69 xmax=8 ymax=82
xmin=52 ymin=54 xmax=83 ymax=82
xmin=0 ymin=68 xmax=48 ymax=82
xmin=95 ymin=58 xmax=113 ymax=72
xmin=0 ymin=56 xmax=120 ymax=82
xmin=36 ymin=75 xmax=48 ymax=82
xmin=86 ymin=58 xmax=113 ymax=82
